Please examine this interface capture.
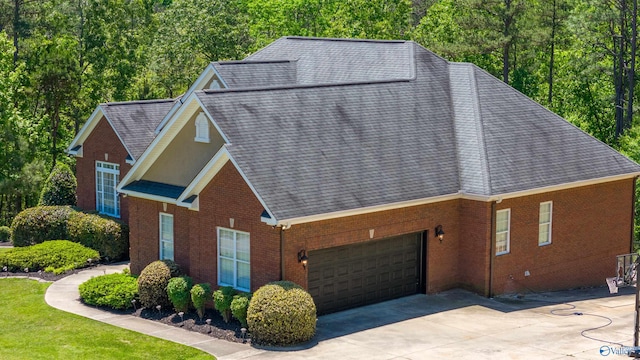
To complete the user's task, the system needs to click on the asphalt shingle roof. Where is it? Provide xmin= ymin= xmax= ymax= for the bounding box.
xmin=192 ymin=39 xmax=640 ymax=221
xmin=213 ymin=60 xmax=297 ymax=88
xmin=101 ymin=99 xmax=176 ymax=160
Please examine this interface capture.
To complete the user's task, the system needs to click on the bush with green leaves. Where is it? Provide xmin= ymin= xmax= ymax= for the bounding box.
xmin=39 ymin=162 xmax=77 ymax=206
xmin=191 ymin=283 xmax=212 ymax=320
xmin=10 ymin=206 xmax=128 ymax=260
xmin=79 ymin=271 xmax=138 ymax=310
xmin=230 ymin=293 xmax=251 ymax=327
xmin=167 ymin=276 xmax=193 ymax=313
xmin=247 ymin=281 xmax=316 ymax=346
xmin=0 ymin=240 xmax=99 ymax=274
xmin=67 ymin=212 xmax=129 ymax=261
xmin=10 ymin=206 xmax=74 ymax=246
xmin=137 ymin=260 xmax=181 ymax=309
xmin=213 ymin=286 xmax=236 ymax=323
xmin=0 ymin=226 xmax=10 ymax=242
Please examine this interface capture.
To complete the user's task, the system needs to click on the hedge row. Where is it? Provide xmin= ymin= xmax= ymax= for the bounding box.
xmin=10 ymin=206 xmax=129 ymax=260
xmin=0 ymin=240 xmax=100 ymax=274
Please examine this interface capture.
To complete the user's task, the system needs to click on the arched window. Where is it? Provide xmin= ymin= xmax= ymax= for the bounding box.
xmin=194 ymin=112 xmax=210 ymax=143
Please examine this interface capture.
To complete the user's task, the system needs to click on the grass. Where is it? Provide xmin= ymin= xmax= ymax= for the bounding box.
xmin=0 ymin=279 xmax=214 ymax=360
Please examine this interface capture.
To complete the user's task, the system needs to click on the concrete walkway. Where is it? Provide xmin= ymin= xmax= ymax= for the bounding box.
xmin=44 ymin=263 xmax=255 ymax=359
xmin=43 ymin=263 xmax=640 ymax=359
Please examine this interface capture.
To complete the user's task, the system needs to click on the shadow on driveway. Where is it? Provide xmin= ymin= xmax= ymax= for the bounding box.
xmin=314 ymin=286 xmax=637 ymax=342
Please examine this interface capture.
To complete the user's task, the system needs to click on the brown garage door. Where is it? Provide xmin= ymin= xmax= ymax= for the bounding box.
xmin=308 ymin=233 xmax=422 ymax=315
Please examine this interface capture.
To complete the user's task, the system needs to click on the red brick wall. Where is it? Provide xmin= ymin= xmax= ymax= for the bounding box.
xmin=129 ymin=162 xmax=281 ymax=290
xmin=75 ymin=117 xmax=131 ymax=222
xmin=457 ymin=200 xmax=492 ymax=295
xmin=283 ymin=200 xmax=462 ymax=293
xmin=492 ymin=179 xmax=634 ymax=294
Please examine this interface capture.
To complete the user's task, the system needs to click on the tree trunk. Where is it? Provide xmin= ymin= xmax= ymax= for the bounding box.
xmin=502 ymin=0 xmax=512 ymax=84
xmin=547 ymin=0 xmax=557 ymax=105
xmin=12 ymin=0 xmax=20 ymax=65
xmin=626 ymin=0 xmax=637 ymax=131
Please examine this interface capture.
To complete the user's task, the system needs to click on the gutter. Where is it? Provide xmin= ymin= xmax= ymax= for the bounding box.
xmin=488 ymin=201 xmax=496 ymax=298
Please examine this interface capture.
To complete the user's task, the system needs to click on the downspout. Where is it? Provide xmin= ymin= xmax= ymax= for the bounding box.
xmin=280 ymin=227 xmax=285 ymax=281
xmin=631 ymin=176 xmax=638 ymax=253
xmin=488 ymin=201 xmax=497 ymax=298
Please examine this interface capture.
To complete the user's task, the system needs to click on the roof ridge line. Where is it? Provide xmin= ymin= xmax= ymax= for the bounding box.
xmin=284 ymin=36 xmax=407 ymax=44
xmin=198 ymin=77 xmax=414 ymax=95
xmin=216 ymin=59 xmax=297 ymax=65
xmin=101 ymin=98 xmax=176 ymax=106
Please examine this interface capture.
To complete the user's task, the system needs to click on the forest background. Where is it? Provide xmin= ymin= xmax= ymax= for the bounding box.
xmin=1 ymin=0 xmax=639 ymax=238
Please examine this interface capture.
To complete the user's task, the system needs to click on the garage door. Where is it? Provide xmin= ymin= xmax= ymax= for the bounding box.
xmin=308 ymin=233 xmax=422 ymax=315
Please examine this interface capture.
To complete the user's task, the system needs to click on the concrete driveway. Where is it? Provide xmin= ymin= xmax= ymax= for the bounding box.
xmin=224 ymin=287 xmax=638 ymax=360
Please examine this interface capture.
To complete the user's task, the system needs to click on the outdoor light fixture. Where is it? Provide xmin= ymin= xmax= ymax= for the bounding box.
xmin=435 ymin=225 xmax=445 ymax=243
xmin=298 ymin=249 xmax=308 ymax=268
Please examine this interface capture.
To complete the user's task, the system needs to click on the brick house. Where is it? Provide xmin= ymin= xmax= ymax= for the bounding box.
xmin=68 ymin=37 xmax=640 ymax=314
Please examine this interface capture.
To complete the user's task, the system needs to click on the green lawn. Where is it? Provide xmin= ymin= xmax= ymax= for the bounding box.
xmin=0 ymin=278 xmax=214 ymax=360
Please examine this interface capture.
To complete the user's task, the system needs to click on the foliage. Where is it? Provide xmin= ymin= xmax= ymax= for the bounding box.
xmin=247 ymin=281 xmax=316 ymax=346
xmin=67 ymin=211 xmax=129 ymax=261
xmin=0 ymin=226 xmax=10 ymax=242
xmin=10 ymin=205 xmax=74 ymax=246
xmin=38 ymin=162 xmax=77 ymax=206
xmin=0 ymin=279 xmax=212 ymax=359
xmin=10 ymin=205 xmax=128 ymax=259
xmin=167 ymin=276 xmax=193 ymax=313
xmin=190 ymin=283 xmax=212 ymax=320
xmin=0 ymin=240 xmax=99 ymax=274
xmin=230 ymin=292 xmax=252 ymax=327
xmin=137 ymin=260 xmax=181 ymax=309
xmin=213 ymin=286 xmax=236 ymax=323
xmin=79 ymin=271 xmax=138 ymax=310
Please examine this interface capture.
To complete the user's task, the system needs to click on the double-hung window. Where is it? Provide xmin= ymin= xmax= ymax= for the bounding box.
xmin=538 ymin=201 xmax=553 ymax=246
xmin=95 ymin=161 xmax=120 ymax=217
xmin=496 ymin=209 xmax=511 ymax=255
xmin=218 ymin=228 xmax=250 ymax=292
xmin=159 ymin=213 xmax=174 ymax=261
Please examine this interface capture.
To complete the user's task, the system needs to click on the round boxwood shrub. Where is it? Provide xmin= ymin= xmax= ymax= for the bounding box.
xmin=137 ymin=260 xmax=181 ymax=309
xmin=191 ymin=283 xmax=212 ymax=320
xmin=0 ymin=226 xmax=10 ymax=242
xmin=213 ymin=286 xmax=235 ymax=323
xmin=0 ymin=240 xmax=99 ymax=274
xmin=67 ymin=212 xmax=129 ymax=261
xmin=10 ymin=206 xmax=75 ymax=246
xmin=39 ymin=162 xmax=77 ymax=206
xmin=167 ymin=276 xmax=193 ymax=313
xmin=231 ymin=293 xmax=251 ymax=327
xmin=247 ymin=281 xmax=316 ymax=346
xmin=79 ymin=272 xmax=138 ymax=310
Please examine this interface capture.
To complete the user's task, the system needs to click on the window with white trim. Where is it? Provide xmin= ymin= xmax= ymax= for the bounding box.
xmin=496 ymin=209 xmax=511 ymax=255
xmin=95 ymin=161 xmax=120 ymax=218
xmin=538 ymin=201 xmax=552 ymax=246
xmin=194 ymin=112 xmax=210 ymax=143
xmin=218 ymin=228 xmax=250 ymax=291
xmin=159 ymin=213 xmax=174 ymax=261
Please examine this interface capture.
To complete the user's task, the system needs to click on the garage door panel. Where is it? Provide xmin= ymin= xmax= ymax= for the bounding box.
xmin=308 ymin=233 xmax=421 ymax=314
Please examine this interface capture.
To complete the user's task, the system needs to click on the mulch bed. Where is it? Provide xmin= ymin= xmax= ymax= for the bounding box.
xmin=1 ymin=268 xmax=251 ymax=345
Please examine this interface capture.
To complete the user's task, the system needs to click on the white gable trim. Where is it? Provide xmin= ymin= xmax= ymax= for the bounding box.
xmin=155 ymin=63 xmax=229 ymax=134
xmin=66 ymin=105 xmax=134 ymax=162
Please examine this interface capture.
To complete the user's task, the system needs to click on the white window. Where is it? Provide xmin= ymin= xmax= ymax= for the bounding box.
xmin=218 ymin=228 xmax=250 ymax=292
xmin=194 ymin=112 xmax=210 ymax=143
xmin=159 ymin=213 xmax=174 ymax=261
xmin=95 ymin=161 xmax=120 ymax=218
xmin=538 ymin=201 xmax=553 ymax=246
xmin=496 ymin=209 xmax=511 ymax=255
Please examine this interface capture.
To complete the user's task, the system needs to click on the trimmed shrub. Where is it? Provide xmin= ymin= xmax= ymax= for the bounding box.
xmin=167 ymin=276 xmax=193 ymax=313
xmin=0 ymin=226 xmax=10 ymax=242
xmin=247 ymin=281 xmax=316 ymax=346
xmin=67 ymin=212 xmax=129 ymax=261
xmin=191 ymin=283 xmax=212 ymax=320
xmin=0 ymin=240 xmax=99 ymax=274
xmin=79 ymin=271 xmax=138 ymax=310
xmin=39 ymin=162 xmax=77 ymax=206
xmin=213 ymin=286 xmax=235 ymax=323
xmin=231 ymin=293 xmax=251 ymax=327
xmin=10 ymin=206 xmax=74 ymax=246
xmin=137 ymin=260 xmax=181 ymax=309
